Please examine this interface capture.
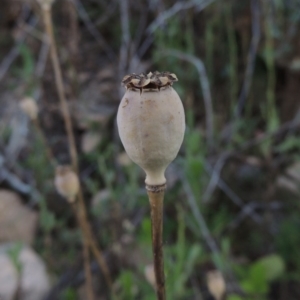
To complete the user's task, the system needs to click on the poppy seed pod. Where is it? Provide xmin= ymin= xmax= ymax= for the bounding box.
xmin=20 ymin=97 xmax=38 ymax=121
xmin=54 ymin=165 xmax=79 ymax=203
xmin=206 ymin=270 xmax=226 ymax=300
xmin=117 ymin=71 xmax=185 ymax=186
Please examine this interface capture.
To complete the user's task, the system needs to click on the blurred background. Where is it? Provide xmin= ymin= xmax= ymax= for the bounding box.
xmin=0 ymin=0 xmax=300 ymax=299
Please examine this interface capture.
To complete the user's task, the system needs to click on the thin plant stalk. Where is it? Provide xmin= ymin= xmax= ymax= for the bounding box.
xmin=88 ymin=233 xmax=114 ymax=290
xmin=147 ymin=184 xmax=166 ymax=300
xmin=41 ymin=5 xmax=94 ymax=299
xmin=77 ymin=188 xmax=114 ymax=291
xmin=32 ymin=118 xmax=56 ymax=168
xmin=224 ymin=3 xmax=238 ymax=117
xmin=83 ymin=241 xmax=94 ymax=300
xmin=41 ymin=4 xmax=78 ymax=169
xmin=72 ymin=203 xmax=95 ymax=300
xmin=41 ymin=4 xmax=114 ymax=298
xmin=263 ymin=0 xmax=278 ymax=132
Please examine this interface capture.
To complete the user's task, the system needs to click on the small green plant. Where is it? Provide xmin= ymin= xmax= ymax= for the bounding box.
xmin=61 ymin=287 xmax=78 ymax=300
xmin=7 ymin=242 xmax=23 ymax=274
xmin=229 ymin=254 xmax=285 ymax=300
xmin=165 ymin=208 xmax=202 ymax=299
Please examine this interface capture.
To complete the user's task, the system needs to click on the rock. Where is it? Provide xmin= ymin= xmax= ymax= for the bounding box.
xmin=289 ymin=57 xmax=300 ymax=72
xmin=0 ymin=190 xmax=38 ymax=245
xmin=0 ymin=244 xmax=50 ymax=300
xmin=0 ymin=250 xmax=18 ymax=300
xmin=117 ymin=152 xmax=132 ymax=167
xmin=91 ymin=189 xmax=111 ymax=213
xmin=81 ymin=131 xmax=102 ymax=154
xmin=19 ymin=246 xmax=50 ymax=300
xmin=286 ymin=161 xmax=300 ymax=182
xmin=277 ymin=176 xmax=299 ymax=194
xmin=144 ymin=264 xmax=156 ymax=289
xmin=277 ymin=162 xmax=300 ymax=196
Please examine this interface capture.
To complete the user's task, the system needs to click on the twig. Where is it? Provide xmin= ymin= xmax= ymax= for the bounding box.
xmin=72 ymin=0 xmax=115 ymax=61
xmin=164 ymin=50 xmax=214 ymax=150
xmin=203 ymin=119 xmax=299 ymax=227
xmin=147 ymin=0 xmax=216 ymax=34
xmin=131 ymin=6 xmax=148 ymax=55
xmin=228 ymin=201 xmax=283 ymax=230
xmin=235 ymin=0 xmax=261 ymax=117
xmin=42 ymin=6 xmax=78 ymax=169
xmin=138 ymin=0 xmax=216 ymax=59
xmin=202 ymin=153 xmax=230 ymax=203
xmin=35 ymin=35 xmax=50 ymax=78
xmin=118 ymin=0 xmax=131 ymax=89
xmin=71 ymin=203 xmax=95 ymax=300
xmin=5 ymin=112 xmax=29 ymax=164
xmin=263 ymin=0 xmax=278 ymax=131
xmin=204 ymin=161 xmax=262 ymax=223
xmin=221 ymin=0 xmax=261 ymax=142
xmin=44 ymin=249 xmax=120 ymax=300
xmin=180 ymin=173 xmax=242 ymax=293
xmin=65 ymin=0 xmax=79 ymax=58
xmin=224 ymin=2 xmax=238 ymax=114
xmin=137 ymin=36 xmax=154 ymax=59
xmin=180 ymin=173 xmax=223 ymax=269
xmin=32 ymin=118 xmax=56 ymax=167
xmin=22 ymin=23 xmax=46 ymax=42
xmin=203 ymin=152 xmax=261 ymax=223
xmin=128 ymin=3 xmax=149 ymax=73
xmin=0 ymin=17 xmax=38 ymax=82
xmin=228 ymin=202 xmax=259 ymax=229
xmin=237 ymin=118 xmax=300 ymax=152
xmin=203 ymin=121 xmax=300 ymax=225
xmin=87 ymin=233 xmax=114 ymax=292
xmin=0 ymin=155 xmax=31 ymax=194
xmin=94 ymin=1 xmax=117 ymax=27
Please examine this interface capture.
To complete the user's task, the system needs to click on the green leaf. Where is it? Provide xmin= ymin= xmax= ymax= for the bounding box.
xmin=185 ymin=130 xmax=203 ymax=156
xmin=7 ymin=243 xmax=23 ymax=273
xmin=138 ymin=218 xmax=152 ymax=246
xmin=254 ymin=254 xmax=285 ymax=282
xmin=186 ymin=157 xmax=204 ymax=179
xmin=62 ymin=287 xmax=77 ymax=300
xmin=185 ymin=244 xmax=202 ymax=275
xmin=118 ymin=270 xmax=134 ymax=298
xmin=228 ymin=294 xmax=244 ymax=300
xmin=247 ymin=262 xmax=268 ymax=293
xmin=275 ymin=136 xmax=300 ymax=153
xmin=17 ymin=44 xmax=34 ymax=81
xmin=39 ymin=198 xmax=57 ymax=233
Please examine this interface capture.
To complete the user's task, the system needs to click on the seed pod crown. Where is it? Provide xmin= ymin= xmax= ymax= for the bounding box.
xmin=122 ymin=71 xmax=178 ymax=91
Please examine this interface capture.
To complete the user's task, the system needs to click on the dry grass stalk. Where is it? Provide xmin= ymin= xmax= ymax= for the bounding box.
xmin=39 ymin=2 xmax=115 ymax=299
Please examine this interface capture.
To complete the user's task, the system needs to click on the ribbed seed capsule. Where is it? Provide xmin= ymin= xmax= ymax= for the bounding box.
xmin=117 ymin=71 xmax=185 ymax=185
